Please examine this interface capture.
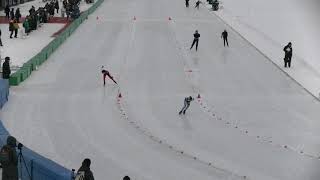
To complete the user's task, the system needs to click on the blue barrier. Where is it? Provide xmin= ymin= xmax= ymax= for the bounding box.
xmin=0 ymin=80 xmax=9 ymax=109
xmin=0 ymin=80 xmax=72 ymax=180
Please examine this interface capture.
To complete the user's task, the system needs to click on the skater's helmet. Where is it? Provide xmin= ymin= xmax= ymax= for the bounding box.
xmin=288 ymin=42 xmax=292 ymax=46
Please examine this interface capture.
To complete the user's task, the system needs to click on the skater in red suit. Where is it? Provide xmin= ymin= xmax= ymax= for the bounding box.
xmin=101 ymin=66 xmax=117 ymax=86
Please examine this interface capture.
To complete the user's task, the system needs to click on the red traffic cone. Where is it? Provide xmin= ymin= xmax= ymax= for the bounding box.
xmin=197 ymin=94 xmax=201 ymax=98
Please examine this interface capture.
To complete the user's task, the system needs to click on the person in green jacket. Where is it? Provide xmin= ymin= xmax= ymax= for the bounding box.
xmin=23 ymin=17 xmax=30 ymax=35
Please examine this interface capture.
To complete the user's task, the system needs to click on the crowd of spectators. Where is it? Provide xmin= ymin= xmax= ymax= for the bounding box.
xmin=3 ymin=0 xmax=82 ymax=40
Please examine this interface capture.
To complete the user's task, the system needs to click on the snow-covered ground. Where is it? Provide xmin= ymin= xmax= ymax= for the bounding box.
xmin=1 ymin=0 xmax=320 ymax=180
xmin=0 ymin=0 xmax=93 ymax=17
xmin=0 ymin=23 xmax=64 ymax=68
xmin=0 ymin=0 xmax=95 ymax=68
xmin=207 ymin=0 xmax=320 ymax=97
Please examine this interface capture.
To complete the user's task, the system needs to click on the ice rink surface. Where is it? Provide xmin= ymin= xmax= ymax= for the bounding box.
xmin=1 ymin=0 xmax=320 ymax=179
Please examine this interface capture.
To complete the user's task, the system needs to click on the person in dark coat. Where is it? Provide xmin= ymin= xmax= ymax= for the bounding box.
xmin=2 ymin=57 xmax=11 ymax=79
xmin=185 ymin=0 xmax=189 ymax=7
xmin=14 ymin=8 xmax=21 ymax=23
xmin=55 ymin=0 xmax=60 ymax=13
xmin=221 ymin=30 xmax=229 ymax=47
xmin=123 ymin=176 xmax=130 ymax=180
xmin=190 ymin=30 xmax=200 ymax=51
xmin=5 ymin=5 xmax=10 ymax=19
xmin=9 ymin=8 xmax=14 ymax=20
xmin=77 ymin=158 xmax=94 ymax=180
xmin=283 ymin=42 xmax=292 ymax=68
xmin=0 ymin=136 xmax=18 ymax=180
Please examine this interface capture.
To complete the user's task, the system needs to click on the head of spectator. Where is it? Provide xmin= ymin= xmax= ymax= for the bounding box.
xmin=123 ymin=176 xmax=131 ymax=180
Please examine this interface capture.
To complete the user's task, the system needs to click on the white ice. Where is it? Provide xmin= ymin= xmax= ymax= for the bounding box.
xmin=1 ymin=0 xmax=320 ymax=180
xmin=209 ymin=0 xmax=320 ymax=97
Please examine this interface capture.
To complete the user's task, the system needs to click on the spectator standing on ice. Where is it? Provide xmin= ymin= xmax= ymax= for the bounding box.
xmin=190 ymin=30 xmax=200 ymax=51
xmin=5 ymin=5 xmax=10 ymax=19
xmin=9 ymin=8 xmax=14 ymax=20
xmin=195 ymin=0 xmax=201 ymax=9
xmin=283 ymin=42 xmax=292 ymax=68
xmin=179 ymin=96 xmax=194 ymax=115
xmin=0 ymin=136 xmax=18 ymax=180
xmin=185 ymin=0 xmax=189 ymax=7
xmin=15 ymin=8 xmax=21 ymax=23
xmin=76 ymin=158 xmax=94 ymax=180
xmin=221 ymin=30 xmax=229 ymax=47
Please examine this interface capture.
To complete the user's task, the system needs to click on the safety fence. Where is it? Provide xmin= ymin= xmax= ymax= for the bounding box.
xmin=9 ymin=0 xmax=104 ymax=86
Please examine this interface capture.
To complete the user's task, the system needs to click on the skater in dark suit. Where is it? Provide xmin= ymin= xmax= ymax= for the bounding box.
xmin=221 ymin=30 xmax=229 ymax=47
xmin=179 ymin=96 xmax=194 ymax=115
xmin=101 ymin=66 xmax=117 ymax=86
xmin=283 ymin=42 xmax=292 ymax=68
xmin=190 ymin=30 xmax=200 ymax=51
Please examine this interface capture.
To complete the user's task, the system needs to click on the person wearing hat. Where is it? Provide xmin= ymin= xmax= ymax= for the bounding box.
xmin=2 ymin=57 xmax=11 ymax=79
xmin=283 ymin=42 xmax=293 ymax=68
